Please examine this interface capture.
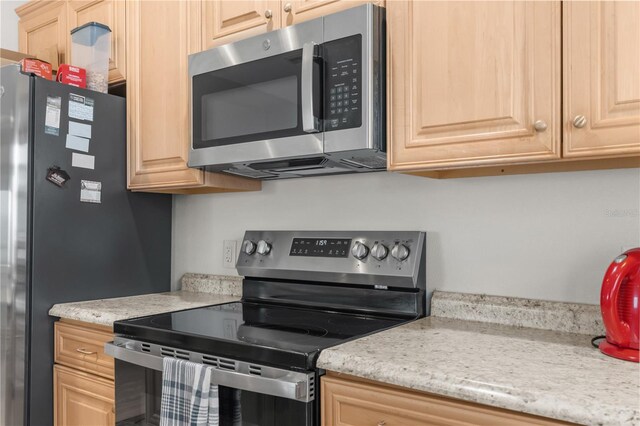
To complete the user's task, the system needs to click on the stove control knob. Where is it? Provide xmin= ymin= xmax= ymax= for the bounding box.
xmin=370 ymin=243 xmax=388 ymax=261
xmin=391 ymin=243 xmax=410 ymax=261
xmin=351 ymin=241 xmax=369 ymax=260
xmin=256 ymin=240 xmax=272 ymax=256
xmin=242 ymin=240 xmax=256 ymax=255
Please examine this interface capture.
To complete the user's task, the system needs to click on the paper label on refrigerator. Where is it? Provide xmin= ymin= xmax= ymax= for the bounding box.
xmin=65 ymin=134 xmax=90 ymax=152
xmin=80 ymin=180 xmax=101 ymax=203
xmin=71 ymin=152 xmax=95 ymax=169
xmin=68 ymin=121 xmax=92 ymax=139
xmin=44 ymin=96 xmax=61 ymax=136
xmin=68 ymin=93 xmax=94 ymax=122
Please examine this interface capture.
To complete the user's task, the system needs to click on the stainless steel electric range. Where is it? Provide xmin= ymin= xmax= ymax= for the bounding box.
xmin=106 ymin=231 xmax=427 ymax=426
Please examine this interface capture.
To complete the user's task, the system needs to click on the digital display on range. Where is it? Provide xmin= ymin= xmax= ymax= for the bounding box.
xmin=289 ymin=238 xmax=352 ymax=258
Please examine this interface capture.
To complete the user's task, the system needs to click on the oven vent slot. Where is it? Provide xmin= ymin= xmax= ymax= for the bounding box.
xmin=160 ymin=347 xmax=189 ymax=360
xmin=218 ymin=359 xmax=236 ymax=371
xmin=141 ymin=343 xmax=151 ymax=353
xmin=248 ymin=365 xmax=262 ymax=376
xmin=175 ymin=349 xmax=190 ymax=360
xmin=308 ymin=375 xmax=315 ymax=399
xmin=201 ymin=355 xmax=218 ymax=367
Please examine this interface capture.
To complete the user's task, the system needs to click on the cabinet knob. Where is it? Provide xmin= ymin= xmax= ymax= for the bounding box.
xmin=265 ymin=9 xmax=273 ymax=19
xmin=573 ymin=115 xmax=587 ymax=128
xmin=533 ymin=120 xmax=547 ymax=132
xmin=76 ymin=348 xmax=97 ymax=355
xmin=284 ymin=3 xmax=292 ymax=13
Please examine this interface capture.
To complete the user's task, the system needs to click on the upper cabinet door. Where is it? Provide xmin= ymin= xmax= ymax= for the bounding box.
xmin=388 ymin=1 xmax=561 ymax=171
xmin=282 ymin=0 xmax=382 ymax=26
xmin=126 ymin=0 xmax=205 ymax=190
xmin=203 ymin=0 xmax=281 ymax=49
xmin=67 ymin=0 xmax=126 ymax=84
xmin=17 ymin=1 xmax=68 ymax=70
xmin=563 ymin=2 xmax=640 ymax=158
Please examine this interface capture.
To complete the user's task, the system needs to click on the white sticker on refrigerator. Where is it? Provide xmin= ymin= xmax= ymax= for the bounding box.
xmin=65 ymin=134 xmax=90 ymax=152
xmin=44 ymin=96 xmax=61 ymax=136
xmin=68 ymin=121 xmax=92 ymax=139
xmin=71 ymin=152 xmax=95 ymax=169
xmin=80 ymin=180 xmax=101 ymax=204
xmin=68 ymin=93 xmax=94 ymax=122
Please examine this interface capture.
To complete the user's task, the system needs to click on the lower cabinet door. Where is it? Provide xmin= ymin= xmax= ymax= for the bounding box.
xmin=54 ymin=365 xmax=115 ymax=426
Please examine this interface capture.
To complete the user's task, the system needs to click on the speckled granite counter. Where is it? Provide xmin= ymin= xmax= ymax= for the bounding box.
xmin=318 ymin=293 xmax=640 ymax=426
xmin=49 ymin=273 xmax=242 ymax=327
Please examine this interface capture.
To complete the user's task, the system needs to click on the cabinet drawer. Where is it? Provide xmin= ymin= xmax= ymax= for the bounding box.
xmin=55 ymin=321 xmax=114 ymax=380
xmin=322 ymin=374 xmax=572 ymax=426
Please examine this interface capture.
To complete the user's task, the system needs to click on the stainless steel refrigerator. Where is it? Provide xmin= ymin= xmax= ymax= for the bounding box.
xmin=0 ymin=64 xmax=172 ymax=426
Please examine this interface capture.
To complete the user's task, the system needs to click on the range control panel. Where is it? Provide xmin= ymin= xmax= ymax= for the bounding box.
xmin=324 ymin=35 xmax=362 ymax=132
xmin=237 ymin=231 xmax=426 ymax=290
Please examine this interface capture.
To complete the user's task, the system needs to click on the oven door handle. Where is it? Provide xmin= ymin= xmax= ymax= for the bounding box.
xmin=301 ymin=42 xmax=320 ymax=133
xmin=104 ymin=342 xmax=315 ymax=402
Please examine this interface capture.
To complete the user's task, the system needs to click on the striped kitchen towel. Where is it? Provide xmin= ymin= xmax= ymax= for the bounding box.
xmin=160 ymin=357 xmax=220 ymax=426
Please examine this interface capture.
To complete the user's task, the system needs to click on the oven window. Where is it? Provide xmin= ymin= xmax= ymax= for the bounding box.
xmin=192 ymin=49 xmax=321 ymax=149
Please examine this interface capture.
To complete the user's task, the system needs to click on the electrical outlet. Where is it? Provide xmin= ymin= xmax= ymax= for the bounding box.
xmin=223 ymin=240 xmax=237 ymax=269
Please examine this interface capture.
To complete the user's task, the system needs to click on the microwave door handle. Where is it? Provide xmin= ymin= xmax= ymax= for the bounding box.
xmin=301 ymin=42 xmax=320 ymax=133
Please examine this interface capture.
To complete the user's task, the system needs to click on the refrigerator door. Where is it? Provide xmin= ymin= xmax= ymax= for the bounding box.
xmin=0 ymin=65 xmax=30 ymax=426
xmin=27 ymin=78 xmax=171 ymax=425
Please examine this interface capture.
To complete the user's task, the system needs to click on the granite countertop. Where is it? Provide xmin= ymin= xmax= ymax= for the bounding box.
xmin=318 ymin=313 xmax=639 ymax=425
xmin=49 ymin=291 xmax=241 ymax=327
xmin=49 ymin=273 xmax=243 ymax=327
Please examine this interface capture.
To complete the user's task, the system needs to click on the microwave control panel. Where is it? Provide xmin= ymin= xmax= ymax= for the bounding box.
xmin=324 ymin=35 xmax=362 ymax=131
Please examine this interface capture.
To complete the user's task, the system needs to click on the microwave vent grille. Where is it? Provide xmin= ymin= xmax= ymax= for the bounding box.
xmin=225 ymin=167 xmax=275 ymax=179
xmin=340 ymin=155 xmax=387 ymax=170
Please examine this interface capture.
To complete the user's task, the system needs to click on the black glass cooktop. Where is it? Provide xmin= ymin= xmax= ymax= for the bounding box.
xmin=114 ymin=301 xmax=409 ymax=371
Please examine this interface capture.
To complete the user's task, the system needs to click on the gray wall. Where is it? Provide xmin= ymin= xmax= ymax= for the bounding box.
xmin=1 ymin=1 xmax=26 ymax=51
xmin=172 ymin=168 xmax=640 ymax=304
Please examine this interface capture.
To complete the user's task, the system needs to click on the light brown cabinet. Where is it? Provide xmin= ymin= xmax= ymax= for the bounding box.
xmin=388 ymin=1 xmax=561 ymax=171
xmin=54 ymin=365 xmax=115 ymax=426
xmin=17 ymin=1 xmax=68 ymax=70
xmin=67 ymin=0 xmax=126 ymax=84
xmin=17 ymin=0 xmax=125 ymax=84
xmin=388 ymin=0 xmax=639 ymax=175
xmin=54 ymin=320 xmax=115 ymax=426
xmin=203 ymin=0 xmax=281 ymax=49
xmin=282 ymin=0 xmax=382 ymax=26
xmin=563 ymin=1 xmax=640 ymax=158
xmin=125 ymin=0 xmax=261 ymax=193
xmin=203 ymin=0 xmax=381 ymax=48
xmin=322 ymin=373 xmax=573 ymax=426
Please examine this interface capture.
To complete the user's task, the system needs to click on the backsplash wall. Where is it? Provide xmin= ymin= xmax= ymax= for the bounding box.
xmin=172 ymin=168 xmax=640 ymax=304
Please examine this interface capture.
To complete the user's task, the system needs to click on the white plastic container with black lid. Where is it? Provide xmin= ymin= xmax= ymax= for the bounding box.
xmin=70 ymin=22 xmax=111 ymax=93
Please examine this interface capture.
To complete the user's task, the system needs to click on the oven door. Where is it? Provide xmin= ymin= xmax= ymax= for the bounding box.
xmin=106 ymin=341 xmax=317 ymax=426
xmin=189 ymin=20 xmax=323 ymax=168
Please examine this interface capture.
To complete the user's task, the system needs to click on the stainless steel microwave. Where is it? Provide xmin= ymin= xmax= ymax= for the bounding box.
xmin=188 ymin=4 xmax=385 ymax=179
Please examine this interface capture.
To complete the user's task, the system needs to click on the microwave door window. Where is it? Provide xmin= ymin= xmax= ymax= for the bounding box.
xmin=192 ymin=49 xmax=320 ymax=149
xmin=201 ymin=75 xmax=298 ymax=141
